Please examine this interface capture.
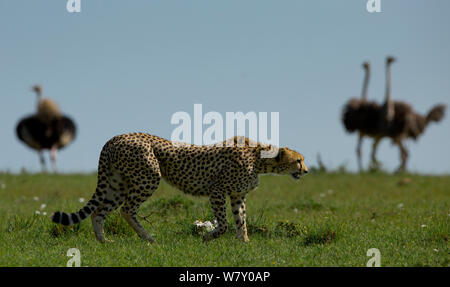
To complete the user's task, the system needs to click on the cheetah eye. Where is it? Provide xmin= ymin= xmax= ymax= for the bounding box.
xmin=297 ymin=159 xmax=302 ymax=163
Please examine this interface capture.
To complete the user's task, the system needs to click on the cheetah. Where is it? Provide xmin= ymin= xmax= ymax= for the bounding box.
xmin=51 ymin=133 xmax=308 ymax=243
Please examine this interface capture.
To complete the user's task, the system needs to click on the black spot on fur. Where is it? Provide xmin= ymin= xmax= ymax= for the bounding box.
xmin=71 ymin=213 xmax=80 ymax=224
xmin=103 ymin=198 xmax=114 ymax=205
xmin=61 ymin=213 xmax=70 ymax=226
xmin=52 ymin=211 xmax=61 ymax=223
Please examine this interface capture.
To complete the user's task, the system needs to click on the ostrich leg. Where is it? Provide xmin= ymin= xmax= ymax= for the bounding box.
xmin=369 ymin=137 xmax=382 ymax=170
xmin=38 ymin=151 xmax=47 ymax=172
xmin=356 ymin=133 xmax=364 ymax=172
xmin=396 ymin=140 xmax=408 ymax=172
xmin=50 ymin=146 xmax=58 ymax=173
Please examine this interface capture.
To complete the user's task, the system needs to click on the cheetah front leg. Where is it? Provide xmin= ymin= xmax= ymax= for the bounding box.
xmin=203 ymin=191 xmax=228 ymax=242
xmin=230 ymin=195 xmax=249 ymax=243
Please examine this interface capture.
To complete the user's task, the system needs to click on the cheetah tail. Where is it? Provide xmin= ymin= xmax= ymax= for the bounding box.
xmin=51 ymin=196 xmax=100 ymax=226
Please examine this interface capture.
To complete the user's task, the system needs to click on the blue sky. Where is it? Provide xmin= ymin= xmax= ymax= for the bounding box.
xmin=1 ymin=0 xmax=449 ymax=174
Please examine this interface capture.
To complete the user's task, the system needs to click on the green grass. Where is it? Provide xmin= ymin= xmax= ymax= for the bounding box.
xmin=0 ymin=172 xmax=448 ymax=267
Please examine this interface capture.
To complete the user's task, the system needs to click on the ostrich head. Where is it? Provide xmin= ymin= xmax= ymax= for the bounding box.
xmin=362 ymin=62 xmax=370 ymax=70
xmin=387 ymin=56 xmax=396 ymax=65
xmin=32 ymin=85 xmax=42 ymax=97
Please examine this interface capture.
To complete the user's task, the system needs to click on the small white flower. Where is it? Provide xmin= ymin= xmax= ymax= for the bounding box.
xmin=194 ymin=219 xmax=217 ymax=232
xmin=293 ymin=208 xmax=298 ymax=213
xmin=40 ymin=203 xmax=47 ymax=210
xmin=327 ymin=189 xmax=334 ymax=195
xmin=204 ymin=221 xmax=214 ymax=231
xmin=421 ymin=224 xmax=427 ymax=228
xmin=78 ymin=197 xmax=85 ymax=203
xmin=433 ymin=249 xmax=439 ymax=252
xmin=319 ymin=193 xmax=325 ymax=198
xmin=35 ymin=210 xmax=41 ymax=215
xmin=42 ymin=212 xmax=47 ymax=216
xmin=0 ymin=183 xmax=5 ymax=189
xmin=194 ymin=220 xmax=203 ymax=227
xmin=33 ymin=196 xmax=39 ymax=201
xmin=397 ymin=203 xmax=404 ymax=209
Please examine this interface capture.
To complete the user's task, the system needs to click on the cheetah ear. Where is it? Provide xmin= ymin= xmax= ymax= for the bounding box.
xmin=275 ymin=148 xmax=285 ymax=162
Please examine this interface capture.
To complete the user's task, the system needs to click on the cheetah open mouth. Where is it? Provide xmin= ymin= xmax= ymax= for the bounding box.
xmin=291 ymin=172 xmax=301 ymax=180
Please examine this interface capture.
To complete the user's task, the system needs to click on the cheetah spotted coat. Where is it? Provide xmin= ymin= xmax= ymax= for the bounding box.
xmin=52 ymin=133 xmax=308 ymax=242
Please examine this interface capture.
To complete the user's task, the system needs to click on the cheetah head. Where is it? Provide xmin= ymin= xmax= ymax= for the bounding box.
xmin=272 ymin=147 xmax=308 ymax=180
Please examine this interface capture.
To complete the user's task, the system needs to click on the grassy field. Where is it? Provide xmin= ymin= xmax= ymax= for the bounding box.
xmin=0 ymin=171 xmax=448 ymax=267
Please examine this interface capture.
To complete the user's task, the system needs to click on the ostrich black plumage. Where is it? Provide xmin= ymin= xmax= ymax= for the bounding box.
xmin=16 ymin=85 xmax=77 ymax=172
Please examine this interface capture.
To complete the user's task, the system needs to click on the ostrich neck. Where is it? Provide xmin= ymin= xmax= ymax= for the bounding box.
xmin=35 ymin=90 xmax=42 ymax=101
xmin=384 ymin=62 xmax=395 ymax=122
xmin=35 ymin=90 xmax=44 ymax=114
xmin=385 ymin=64 xmax=391 ymax=103
xmin=362 ymin=69 xmax=370 ymax=100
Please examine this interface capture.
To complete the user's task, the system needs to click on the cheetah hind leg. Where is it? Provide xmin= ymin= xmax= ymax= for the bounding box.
xmin=91 ymin=171 xmax=128 ymax=243
xmin=91 ymin=209 xmax=108 ymax=243
xmin=120 ymin=177 xmax=160 ymax=242
xmin=91 ymin=196 xmax=126 ymax=243
xmin=121 ymin=199 xmax=155 ymax=242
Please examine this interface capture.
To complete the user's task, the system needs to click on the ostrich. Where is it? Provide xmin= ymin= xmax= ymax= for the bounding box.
xmin=369 ymin=56 xmax=397 ymax=169
xmin=342 ymin=61 xmax=382 ymax=171
xmin=367 ymin=56 xmax=446 ymax=171
xmin=372 ymin=100 xmax=446 ymax=172
xmin=343 ymin=57 xmax=446 ymax=171
xmin=16 ymin=85 xmax=77 ymax=172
